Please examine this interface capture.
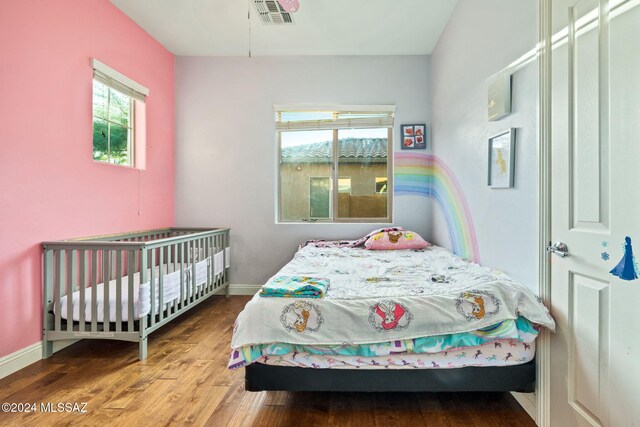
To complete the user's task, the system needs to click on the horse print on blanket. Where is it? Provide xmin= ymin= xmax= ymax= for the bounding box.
xmin=280 ymin=301 xmax=324 ymax=333
xmin=455 ymin=290 xmax=501 ymax=321
xmin=368 ymin=300 xmax=413 ymax=332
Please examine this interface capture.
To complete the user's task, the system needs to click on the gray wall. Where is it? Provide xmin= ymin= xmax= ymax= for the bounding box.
xmin=174 ymin=56 xmax=431 ymax=284
xmin=430 ymin=0 xmax=539 ymax=289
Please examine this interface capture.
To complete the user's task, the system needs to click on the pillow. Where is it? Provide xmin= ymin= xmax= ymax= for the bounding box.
xmin=351 ymin=227 xmax=405 ymax=247
xmin=364 ymin=230 xmax=430 ymax=250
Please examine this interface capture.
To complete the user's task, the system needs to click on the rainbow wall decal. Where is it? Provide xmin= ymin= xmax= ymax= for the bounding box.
xmin=394 ymin=152 xmax=480 ymax=262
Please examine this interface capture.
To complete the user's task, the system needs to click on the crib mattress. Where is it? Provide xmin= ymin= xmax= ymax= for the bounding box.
xmin=254 ymin=338 xmax=535 ymax=370
xmin=56 ymin=253 xmax=224 ymax=322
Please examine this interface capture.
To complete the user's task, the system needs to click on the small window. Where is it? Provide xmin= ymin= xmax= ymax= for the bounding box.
xmin=375 ymin=177 xmax=388 ymax=194
xmin=277 ymin=107 xmax=394 ymax=223
xmin=92 ymin=81 xmax=134 ymax=166
xmin=338 ymin=177 xmax=352 ymax=194
xmin=91 ymin=59 xmax=148 ymax=168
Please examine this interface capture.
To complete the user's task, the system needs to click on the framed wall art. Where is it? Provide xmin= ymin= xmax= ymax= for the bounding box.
xmin=487 ymin=128 xmax=516 ymax=188
xmin=401 ymin=124 xmax=427 ymax=150
xmin=488 ymin=73 xmax=512 ymax=121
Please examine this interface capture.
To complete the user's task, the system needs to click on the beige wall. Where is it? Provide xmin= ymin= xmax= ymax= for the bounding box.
xmin=281 ymin=162 xmax=387 ymax=220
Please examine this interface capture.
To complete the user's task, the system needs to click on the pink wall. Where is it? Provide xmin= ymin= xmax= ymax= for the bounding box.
xmin=0 ymin=0 xmax=175 ymax=358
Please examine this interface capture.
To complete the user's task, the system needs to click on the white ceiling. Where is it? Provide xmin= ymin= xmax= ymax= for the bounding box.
xmin=110 ymin=0 xmax=458 ymax=56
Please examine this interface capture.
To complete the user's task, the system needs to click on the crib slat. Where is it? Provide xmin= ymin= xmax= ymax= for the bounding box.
xmin=179 ymin=242 xmax=185 ymax=310
xmin=167 ymin=243 xmax=175 ymax=314
xmin=103 ymin=251 xmax=110 ymax=332
xmin=79 ymin=250 xmax=86 ymax=332
xmin=128 ymin=250 xmax=135 ymax=332
xmin=205 ymin=237 xmax=211 ymax=294
xmin=204 ymin=237 xmax=209 ymax=294
xmin=91 ymin=250 xmax=98 ymax=332
xmin=54 ymin=251 xmax=63 ymax=332
xmin=215 ymin=235 xmax=224 ymax=289
xmin=191 ymin=240 xmax=196 ymax=303
xmin=159 ymin=247 xmax=164 ymax=321
xmin=150 ymin=248 xmax=156 ymax=326
xmin=212 ymin=235 xmax=217 ymax=290
xmin=66 ymin=250 xmax=75 ymax=332
xmin=196 ymin=238 xmax=201 ymax=299
xmin=210 ymin=236 xmax=218 ymax=292
xmin=200 ymin=238 xmax=205 ymax=297
xmin=115 ymin=250 xmax=122 ymax=332
xmin=169 ymin=245 xmax=173 ymax=314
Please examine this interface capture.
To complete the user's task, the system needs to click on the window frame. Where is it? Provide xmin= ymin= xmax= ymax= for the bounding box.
xmin=276 ymin=108 xmax=393 ymax=224
xmin=91 ymin=59 xmax=148 ymax=169
xmin=92 ymin=81 xmax=135 ymax=167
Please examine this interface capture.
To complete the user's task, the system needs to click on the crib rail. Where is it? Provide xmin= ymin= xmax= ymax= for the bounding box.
xmin=43 ymin=227 xmax=230 ymax=360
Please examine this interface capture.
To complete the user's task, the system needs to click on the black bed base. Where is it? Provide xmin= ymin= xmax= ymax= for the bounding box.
xmin=245 ymin=360 xmax=535 ymax=393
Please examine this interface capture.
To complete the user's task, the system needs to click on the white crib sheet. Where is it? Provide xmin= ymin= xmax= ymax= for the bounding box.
xmin=56 ymin=254 xmax=223 ymax=322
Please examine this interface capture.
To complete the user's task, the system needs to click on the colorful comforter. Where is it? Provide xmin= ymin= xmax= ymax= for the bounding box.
xmin=229 ymin=244 xmax=555 ymax=368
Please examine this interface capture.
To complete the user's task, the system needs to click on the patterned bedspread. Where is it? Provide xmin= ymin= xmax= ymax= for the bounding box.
xmin=254 ymin=338 xmax=535 ymax=370
xmin=230 ymin=245 xmax=555 ymax=366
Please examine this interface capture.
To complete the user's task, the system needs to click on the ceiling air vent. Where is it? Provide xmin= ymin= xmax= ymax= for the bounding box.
xmin=253 ymin=0 xmax=294 ymax=25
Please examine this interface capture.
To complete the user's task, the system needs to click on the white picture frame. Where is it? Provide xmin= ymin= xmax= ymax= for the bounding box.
xmin=487 ymin=129 xmax=516 ymax=189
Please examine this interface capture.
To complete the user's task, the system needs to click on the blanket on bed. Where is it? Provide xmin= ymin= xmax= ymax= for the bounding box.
xmin=231 ymin=245 xmax=555 ymax=352
xmin=259 ymin=276 xmax=330 ymax=298
xmin=229 ymin=315 xmax=539 ymax=369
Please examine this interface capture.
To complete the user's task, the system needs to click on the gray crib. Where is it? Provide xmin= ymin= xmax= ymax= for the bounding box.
xmin=42 ymin=227 xmax=230 ymax=360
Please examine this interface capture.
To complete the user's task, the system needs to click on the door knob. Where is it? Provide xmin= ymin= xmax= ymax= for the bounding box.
xmin=547 ymin=241 xmax=569 ymax=257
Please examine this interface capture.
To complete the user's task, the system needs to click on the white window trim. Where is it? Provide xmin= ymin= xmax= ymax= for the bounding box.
xmin=92 ymin=59 xmax=149 ymax=102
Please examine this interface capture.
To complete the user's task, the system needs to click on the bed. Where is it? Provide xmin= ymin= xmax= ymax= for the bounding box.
xmin=229 ymin=231 xmax=554 ymax=392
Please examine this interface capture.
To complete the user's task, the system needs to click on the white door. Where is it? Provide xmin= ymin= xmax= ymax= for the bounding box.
xmin=550 ymin=0 xmax=640 ymax=425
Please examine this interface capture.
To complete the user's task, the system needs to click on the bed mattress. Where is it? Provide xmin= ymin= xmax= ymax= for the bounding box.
xmin=56 ymin=253 xmax=225 ymax=322
xmin=230 ymin=244 xmax=554 ymax=370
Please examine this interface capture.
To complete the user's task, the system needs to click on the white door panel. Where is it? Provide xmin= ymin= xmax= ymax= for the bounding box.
xmin=550 ymin=0 xmax=640 ymax=426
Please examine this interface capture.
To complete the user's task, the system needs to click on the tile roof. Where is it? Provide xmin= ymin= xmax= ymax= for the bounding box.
xmin=281 ymin=138 xmax=387 ymax=162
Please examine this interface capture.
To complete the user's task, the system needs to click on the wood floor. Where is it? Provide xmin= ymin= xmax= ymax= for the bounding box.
xmin=0 ymin=296 xmax=536 ymax=426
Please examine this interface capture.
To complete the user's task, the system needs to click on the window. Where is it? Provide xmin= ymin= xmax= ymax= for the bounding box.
xmin=91 ymin=59 xmax=148 ymax=167
xmin=92 ymin=81 xmax=133 ymax=165
xmin=277 ymin=107 xmax=394 ymax=222
xmin=375 ymin=177 xmax=388 ymax=194
xmin=338 ymin=178 xmax=352 ymax=194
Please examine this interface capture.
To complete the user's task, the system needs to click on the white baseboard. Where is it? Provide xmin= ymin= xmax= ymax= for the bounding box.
xmin=0 ymin=339 xmax=78 ymax=380
xmin=0 ymin=342 xmax=42 ymax=380
xmin=228 ymin=283 xmax=261 ymax=295
xmin=511 ymin=392 xmax=537 ymax=423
